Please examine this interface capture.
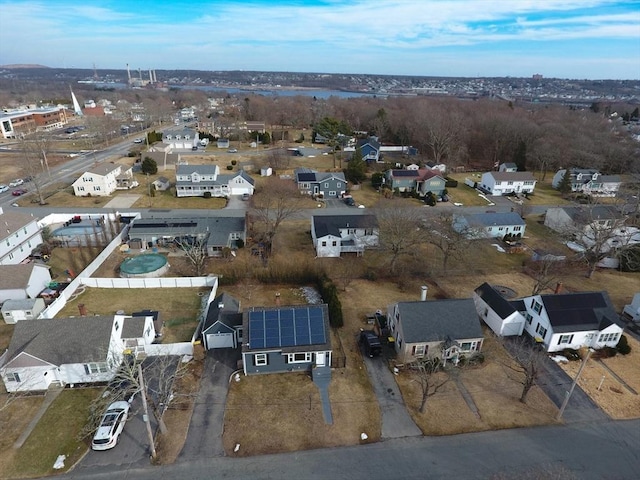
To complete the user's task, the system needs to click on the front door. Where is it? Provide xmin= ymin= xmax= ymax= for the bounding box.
xmin=315 ymin=352 xmax=326 ymax=367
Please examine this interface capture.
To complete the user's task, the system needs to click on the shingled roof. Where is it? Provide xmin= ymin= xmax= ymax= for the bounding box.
xmin=539 ymin=291 xmax=620 ymax=333
xmin=475 ymin=283 xmax=518 ymax=319
xmin=312 ymin=214 xmax=378 ymax=238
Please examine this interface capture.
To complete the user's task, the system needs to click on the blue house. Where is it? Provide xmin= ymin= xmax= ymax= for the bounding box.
xmin=358 ymin=137 xmax=381 ymax=163
xmin=242 ymin=304 xmax=332 ymax=375
xmin=294 ymin=168 xmax=347 ymax=198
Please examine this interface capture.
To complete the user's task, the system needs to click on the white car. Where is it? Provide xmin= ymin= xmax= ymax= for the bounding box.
xmin=91 ymin=401 xmax=130 ymax=451
xmin=9 ymin=179 xmax=24 ymax=187
xmin=0 ymin=185 xmax=9 ymax=194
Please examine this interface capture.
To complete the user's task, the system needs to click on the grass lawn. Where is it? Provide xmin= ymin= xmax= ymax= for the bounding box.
xmin=57 ymin=287 xmax=208 ymax=343
xmin=0 ymin=388 xmax=100 ymax=479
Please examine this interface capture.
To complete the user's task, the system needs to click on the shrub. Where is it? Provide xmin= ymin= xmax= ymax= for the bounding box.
xmin=203 ymin=191 xmax=212 ymax=198
xmin=226 ymin=165 xmax=233 ymax=170
xmin=235 ymin=238 xmax=244 ymax=249
xmin=231 ymin=160 xmax=237 ymax=166
xmin=141 ymin=157 xmax=158 ymax=175
xmin=593 ymin=346 xmax=617 ymax=359
xmin=561 ymin=348 xmax=581 ymax=361
xmin=616 ymin=334 xmax=631 ymax=355
xmin=445 ymin=178 xmax=458 ymax=188
xmin=317 ymin=275 xmax=344 ymax=328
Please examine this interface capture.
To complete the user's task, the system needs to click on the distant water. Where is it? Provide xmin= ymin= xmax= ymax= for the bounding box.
xmin=87 ymin=82 xmax=382 ymax=99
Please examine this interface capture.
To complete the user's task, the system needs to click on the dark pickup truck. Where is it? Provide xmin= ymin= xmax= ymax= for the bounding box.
xmin=359 ymin=330 xmax=383 ymax=358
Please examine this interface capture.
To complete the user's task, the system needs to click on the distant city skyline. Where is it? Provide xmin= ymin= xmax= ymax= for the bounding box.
xmin=0 ymin=0 xmax=639 ymax=80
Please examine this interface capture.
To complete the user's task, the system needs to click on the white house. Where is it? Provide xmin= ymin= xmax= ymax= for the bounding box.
xmin=453 ymin=212 xmax=526 ymax=239
xmin=0 ymin=314 xmax=155 ymax=393
xmin=162 ymin=127 xmax=198 ymax=150
xmin=479 ymin=171 xmax=537 ymax=196
xmin=1 ymin=297 xmax=46 ymax=324
xmin=519 ymin=291 xmax=624 ymax=353
xmin=0 ymin=263 xmax=51 ymax=303
xmin=311 ymin=214 xmax=378 ymax=258
xmin=0 ymin=207 xmax=43 ymax=265
xmin=498 ymin=163 xmax=518 ymax=173
xmin=623 ymin=293 xmax=640 ymax=322
xmin=72 ymin=163 xmax=135 ymax=197
xmin=175 ymin=164 xmax=255 ymax=198
xmin=473 ymin=283 xmax=525 ymax=337
xmin=551 ymin=168 xmax=621 ymax=197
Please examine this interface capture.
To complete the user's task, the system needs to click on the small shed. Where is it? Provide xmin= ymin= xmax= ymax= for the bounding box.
xmin=217 ymin=138 xmax=230 ymax=149
xmin=2 ymin=298 xmax=46 ymax=324
xmin=261 ymin=167 xmax=273 ymax=177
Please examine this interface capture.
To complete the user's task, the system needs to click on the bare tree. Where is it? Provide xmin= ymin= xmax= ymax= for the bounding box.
xmin=501 ymin=336 xmax=547 ymax=403
xmin=422 ymin=212 xmax=474 ymax=274
xmin=411 ymin=357 xmax=450 ymax=414
xmin=249 ymin=177 xmax=306 ymax=254
xmin=525 ymin=256 xmax=573 ymax=295
xmin=375 ymin=202 xmax=424 ymax=275
xmin=175 ymin=235 xmax=208 ymax=276
xmin=17 ymin=132 xmax=52 ymax=205
xmin=555 ymin=205 xmax=629 ymax=278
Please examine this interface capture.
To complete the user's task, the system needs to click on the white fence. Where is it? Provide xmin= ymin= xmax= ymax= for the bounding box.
xmin=81 ymin=276 xmax=218 ymax=289
xmin=145 ymin=342 xmax=193 ymax=357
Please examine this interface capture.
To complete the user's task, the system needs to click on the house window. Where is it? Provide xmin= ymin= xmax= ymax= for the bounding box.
xmin=336 ymin=182 xmax=342 ymax=187
xmin=412 ymin=345 xmax=426 ymax=357
xmin=6 ymin=372 xmax=20 ymax=382
xmin=254 ymin=353 xmax=267 ymax=366
xmin=514 ymin=226 xmax=521 ymax=231
xmin=533 ymin=301 xmax=543 ymax=315
xmin=558 ymin=334 xmax=574 ymax=345
xmin=535 ymin=323 xmax=547 ymax=340
xmin=287 ymin=352 xmax=312 ymax=363
xmin=483 ymin=308 xmax=488 ymax=317
xmin=324 ymin=183 xmax=329 ymax=188
xmin=460 ymin=341 xmax=476 ymax=351
xmin=84 ymin=363 xmax=108 ymax=374
xmin=599 ymin=332 xmax=619 ymax=343
xmin=525 ymin=313 xmax=532 ymax=325
xmin=347 ymin=229 xmax=356 ymax=235
xmin=321 ymin=241 xmax=327 ymax=247
xmin=332 ymin=241 xmax=337 ymax=246
xmin=365 ymin=229 xmax=374 ymax=235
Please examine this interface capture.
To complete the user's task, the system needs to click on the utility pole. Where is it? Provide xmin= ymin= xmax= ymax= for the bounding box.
xmin=138 ymin=363 xmax=157 ymax=459
xmin=556 ymin=347 xmax=593 ymax=421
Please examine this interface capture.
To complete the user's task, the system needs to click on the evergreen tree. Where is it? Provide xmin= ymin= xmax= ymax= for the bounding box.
xmin=556 ymin=170 xmax=572 ymax=195
xmin=371 ymin=172 xmax=384 ymax=189
xmin=345 ymin=147 xmax=367 ymax=184
xmin=141 ymin=157 xmax=158 ymax=175
xmin=513 ymin=140 xmax=527 ymax=171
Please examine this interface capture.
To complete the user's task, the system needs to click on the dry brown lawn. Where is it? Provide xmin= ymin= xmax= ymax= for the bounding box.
xmin=0 ymin=394 xmax=46 ymax=476
xmin=395 ymin=331 xmax=559 ymax=435
xmin=558 ymin=336 xmax=640 ymax=419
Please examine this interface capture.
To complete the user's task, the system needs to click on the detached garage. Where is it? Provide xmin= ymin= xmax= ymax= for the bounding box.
xmin=201 ymin=293 xmax=243 ymax=350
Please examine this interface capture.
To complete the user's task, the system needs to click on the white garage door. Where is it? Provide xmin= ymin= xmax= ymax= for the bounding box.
xmin=206 ymin=333 xmax=234 ymax=349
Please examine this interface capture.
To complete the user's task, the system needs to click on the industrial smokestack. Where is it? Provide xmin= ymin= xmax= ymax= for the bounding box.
xmin=126 ymin=63 xmax=131 ymax=83
xmin=149 ymin=69 xmax=153 ymax=82
xmin=420 ymin=285 xmax=428 ymax=301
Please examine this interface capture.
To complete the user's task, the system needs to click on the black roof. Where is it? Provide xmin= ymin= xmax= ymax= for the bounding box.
xmin=312 ymin=214 xmax=378 ymax=238
xmin=297 ymin=172 xmax=317 ymax=182
xmin=540 ymin=291 xmax=620 ymax=333
xmin=475 ymin=283 xmax=517 ymax=319
xmin=391 ymin=170 xmax=419 ymax=177
xmin=202 ymin=292 xmax=241 ymax=333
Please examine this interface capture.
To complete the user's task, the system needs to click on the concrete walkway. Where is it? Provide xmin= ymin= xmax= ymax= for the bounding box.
xmin=362 ymin=355 xmax=422 ymax=439
xmin=456 ymin=378 xmax=481 ymax=419
xmin=14 ymin=385 xmax=63 ymax=449
xmin=311 ymin=366 xmax=333 ymax=424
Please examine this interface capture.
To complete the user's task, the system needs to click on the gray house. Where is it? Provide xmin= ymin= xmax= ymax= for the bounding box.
xmin=242 ymin=304 xmax=332 ymax=375
xmin=127 ymin=215 xmax=246 ymax=256
xmin=294 ymin=168 xmax=347 ymax=198
xmin=453 ymin=212 xmax=526 ymax=239
xmin=201 ymin=293 xmax=243 ymax=349
xmin=387 ymin=298 xmax=484 ymax=364
xmin=384 ymin=169 xmax=419 ymax=192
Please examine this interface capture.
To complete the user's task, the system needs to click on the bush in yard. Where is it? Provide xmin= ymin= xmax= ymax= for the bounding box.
xmin=593 ymin=346 xmax=617 ymax=359
xmin=317 ymin=275 xmax=343 ymax=328
xmin=616 ymin=334 xmax=631 ymax=355
xmin=561 ymin=348 xmax=581 ymax=361
xmin=141 ymin=157 xmax=158 ymax=174
xmin=231 ymin=160 xmax=237 ymax=166
xmin=226 ymin=165 xmax=233 ymax=170
xmin=203 ymin=191 xmax=212 ymax=198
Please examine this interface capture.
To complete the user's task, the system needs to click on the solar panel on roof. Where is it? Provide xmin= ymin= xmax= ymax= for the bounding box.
xmin=247 ymin=306 xmax=327 ymax=349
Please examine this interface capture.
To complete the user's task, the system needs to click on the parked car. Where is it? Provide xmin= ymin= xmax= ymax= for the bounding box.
xmin=12 ymin=188 xmax=27 ymax=196
xmin=91 ymin=401 xmax=130 ymax=451
xmin=227 ymin=148 xmax=238 ymax=153
xmin=133 ymin=138 xmax=143 ymax=144
xmin=343 ymin=197 xmax=356 ymax=206
xmin=359 ymin=330 xmax=382 ymax=358
xmin=241 ymin=193 xmax=251 ymax=201
xmin=0 ymin=185 xmax=8 ymax=194
xmin=9 ymin=178 xmax=24 ymax=187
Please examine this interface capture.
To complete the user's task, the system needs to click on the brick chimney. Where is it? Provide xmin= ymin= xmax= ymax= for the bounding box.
xmin=554 ymin=282 xmax=563 ymax=294
xmin=275 ymin=292 xmax=281 ymax=307
xmin=420 ymin=285 xmax=428 ymax=301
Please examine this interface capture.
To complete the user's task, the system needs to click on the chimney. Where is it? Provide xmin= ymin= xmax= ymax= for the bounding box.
xmin=275 ymin=292 xmax=281 ymax=307
xmin=420 ymin=285 xmax=428 ymax=301
xmin=554 ymin=282 xmax=563 ymax=294
xmin=218 ymin=303 xmax=224 ymax=309
xmin=78 ymin=304 xmax=88 ymax=316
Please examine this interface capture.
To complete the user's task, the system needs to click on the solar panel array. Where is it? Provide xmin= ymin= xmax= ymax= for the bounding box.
xmin=248 ymin=306 xmax=327 ymax=349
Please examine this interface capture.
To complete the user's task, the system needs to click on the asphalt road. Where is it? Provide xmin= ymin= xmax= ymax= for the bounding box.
xmin=62 ymin=419 xmax=640 ymax=480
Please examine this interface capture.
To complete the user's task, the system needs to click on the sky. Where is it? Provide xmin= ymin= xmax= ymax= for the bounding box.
xmin=0 ymin=0 xmax=639 ymax=79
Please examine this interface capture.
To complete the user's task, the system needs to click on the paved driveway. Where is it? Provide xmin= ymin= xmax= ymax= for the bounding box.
xmin=361 ymin=343 xmax=422 ymax=439
xmin=178 ymin=348 xmax=241 ymax=459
